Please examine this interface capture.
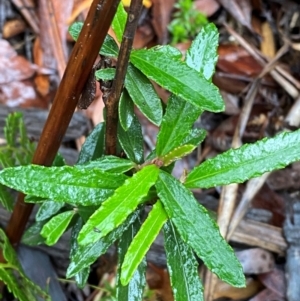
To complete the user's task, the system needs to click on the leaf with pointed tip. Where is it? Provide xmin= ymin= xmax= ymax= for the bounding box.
xmin=164 ymin=220 xmax=204 ymax=301
xmin=186 ymin=23 xmax=219 ymax=80
xmin=79 ymin=156 xmax=135 ymax=173
xmin=95 ymin=68 xmax=116 ymax=81
xmin=74 ymin=268 xmax=89 ymax=289
xmin=161 ymin=145 xmax=196 ymax=166
xmin=117 ymin=212 xmax=146 ymax=301
xmin=112 ymin=2 xmax=127 ymax=43
xmin=77 ymin=122 xmax=105 ymax=164
xmin=121 ymin=200 xmax=167 ymax=285
xmin=67 ymin=210 xmax=141 ymax=277
xmin=118 ymin=115 xmax=144 ymax=164
xmin=182 ymin=128 xmax=206 ymax=146
xmin=156 ymin=171 xmax=245 ymax=287
xmin=119 ymin=90 xmax=135 ymax=131
xmin=0 ymin=165 xmax=127 ymax=206
xmin=125 ymin=64 xmax=163 ymax=126
xmin=41 ymin=210 xmax=75 ymax=245
xmin=36 ymin=200 xmax=65 ymax=221
xmin=78 ymin=165 xmax=159 ymax=245
xmin=68 ymin=22 xmax=119 ymax=57
xmin=185 ymin=129 xmax=300 ymax=189
xmin=130 ymin=47 xmax=224 ymax=112
xmin=156 ymin=95 xmax=202 ymax=156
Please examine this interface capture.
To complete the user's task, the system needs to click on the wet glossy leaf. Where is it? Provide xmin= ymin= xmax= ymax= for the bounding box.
xmin=117 ymin=212 xmax=146 ymax=301
xmin=95 ymin=68 xmax=115 ymax=81
xmin=118 ymin=114 xmax=144 ymax=164
xmin=182 ymin=128 xmax=206 ymax=146
xmin=186 ymin=23 xmax=219 ymax=80
xmin=78 ymin=165 xmax=159 ymax=245
xmin=119 ymin=90 xmax=135 ymax=131
xmin=130 ymin=47 xmax=224 ymax=112
xmin=99 ymin=35 xmax=119 ymax=57
xmin=161 ymin=145 xmax=196 ymax=166
xmin=41 ymin=210 xmax=75 ymax=245
xmin=186 ymin=129 xmax=300 ymax=189
xmin=112 ymin=2 xmax=127 ymax=42
xmin=164 ymin=220 xmax=204 ymax=301
xmin=36 ymin=200 xmax=65 ymax=221
xmin=125 ymin=64 xmax=163 ymax=126
xmin=156 ymin=171 xmax=245 ymax=287
xmin=121 ymin=200 xmax=167 ymax=285
xmin=68 ymin=22 xmax=118 ymax=57
xmin=21 ymin=221 xmax=47 ymax=246
xmin=79 ymin=156 xmax=135 ymax=173
xmin=0 ymin=184 xmax=13 ymax=211
xmin=156 ymin=95 xmax=202 ymax=156
xmin=67 ymin=210 xmax=141 ymax=277
xmin=77 ymin=122 xmax=105 ymax=164
xmin=0 ymin=165 xmax=127 ymax=206
xmin=74 ymin=268 xmax=89 ymax=289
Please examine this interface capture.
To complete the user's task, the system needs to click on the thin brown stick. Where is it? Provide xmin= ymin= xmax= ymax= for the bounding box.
xmin=105 ymin=0 xmax=143 ymax=155
xmin=4 ymin=0 xmax=120 ymax=248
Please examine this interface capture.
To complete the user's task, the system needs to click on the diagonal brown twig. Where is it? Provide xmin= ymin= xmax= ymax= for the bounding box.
xmin=105 ymin=0 xmax=144 ymax=155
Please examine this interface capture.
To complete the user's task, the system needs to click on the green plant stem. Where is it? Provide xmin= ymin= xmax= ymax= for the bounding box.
xmin=105 ymin=0 xmax=143 ymax=155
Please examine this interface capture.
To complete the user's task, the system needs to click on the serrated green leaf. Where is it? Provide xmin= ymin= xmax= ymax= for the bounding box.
xmin=118 ymin=114 xmax=144 ymax=164
xmin=161 ymin=144 xmax=196 ymax=166
xmin=186 ymin=23 xmax=219 ymax=80
xmin=130 ymin=47 xmax=224 ymax=112
xmin=185 ymin=129 xmax=300 ymax=189
xmin=78 ymin=165 xmax=159 ymax=245
xmin=156 ymin=95 xmax=202 ymax=156
xmin=77 ymin=122 xmax=105 ymax=164
xmin=156 ymin=171 xmax=245 ymax=287
xmin=68 ymin=22 xmax=82 ymax=41
xmin=0 ymin=151 xmax=14 ymax=168
xmin=117 ymin=212 xmax=146 ymax=301
xmin=100 ymin=35 xmax=119 ymax=57
xmin=68 ymin=22 xmax=118 ymax=57
xmin=0 ymin=165 xmax=127 ymax=206
xmin=21 ymin=221 xmax=47 ymax=246
xmin=36 ymin=200 xmax=65 ymax=221
xmin=0 ymin=183 xmax=14 ymax=211
xmin=4 ymin=112 xmax=20 ymax=147
xmin=125 ymin=64 xmax=163 ymax=126
xmin=112 ymin=2 xmax=127 ymax=43
xmin=67 ymin=210 xmax=141 ymax=277
xmin=0 ymin=229 xmax=22 ymax=267
xmin=0 ymin=269 xmax=29 ymax=301
xmin=182 ymin=128 xmax=206 ymax=146
xmin=95 ymin=68 xmax=116 ymax=81
xmin=79 ymin=155 xmax=135 ymax=173
xmin=164 ymin=220 xmax=204 ymax=301
xmin=119 ymin=90 xmax=135 ymax=131
xmin=121 ymin=200 xmax=167 ymax=285
xmin=41 ymin=210 xmax=75 ymax=245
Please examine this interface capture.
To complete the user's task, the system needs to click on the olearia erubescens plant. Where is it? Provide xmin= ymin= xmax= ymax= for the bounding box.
xmin=1 ymin=3 xmax=300 ymax=301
